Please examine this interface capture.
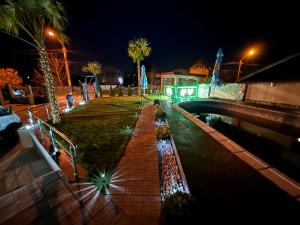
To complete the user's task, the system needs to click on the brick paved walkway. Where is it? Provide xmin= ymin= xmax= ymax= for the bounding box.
xmin=110 ymin=103 xmax=161 ymax=225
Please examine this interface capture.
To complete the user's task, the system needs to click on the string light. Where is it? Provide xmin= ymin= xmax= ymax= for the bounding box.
xmin=40 ymin=48 xmax=61 ymax=123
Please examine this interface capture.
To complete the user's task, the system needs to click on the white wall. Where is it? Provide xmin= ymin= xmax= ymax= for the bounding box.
xmin=210 ymin=83 xmax=246 ymax=100
xmin=198 ymin=83 xmax=245 ymax=100
xmin=246 ymin=82 xmax=300 ymax=107
xmin=198 ymin=84 xmax=209 ymax=98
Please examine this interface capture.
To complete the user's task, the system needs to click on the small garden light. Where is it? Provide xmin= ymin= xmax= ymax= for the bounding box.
xmin=90 ymin=171 xmax=112 ymax=194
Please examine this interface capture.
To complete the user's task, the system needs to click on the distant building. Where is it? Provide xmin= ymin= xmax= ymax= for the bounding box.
xmin=100 ymin=67 xmax=124 ymax=85
xmin=156 ymin=59 xmax=211 ymax=98
xmin=188 ymin=59 xmax=210 ymax=75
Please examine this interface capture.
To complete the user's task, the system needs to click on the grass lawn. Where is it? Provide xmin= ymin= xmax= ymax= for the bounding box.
xmin=69 ymin=96 xmax=150 ymax=114
xmin=54 ymin=96 xmax=151 ymax=173
xmin=144 ymin=94 xmax=170 ymax=101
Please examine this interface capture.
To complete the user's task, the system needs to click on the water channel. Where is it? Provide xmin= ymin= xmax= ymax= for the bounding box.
xmin=161 ymin=100 xmax=300 ymax=214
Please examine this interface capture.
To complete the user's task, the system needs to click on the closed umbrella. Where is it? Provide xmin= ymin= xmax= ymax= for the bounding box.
xmin=210 ymin=48 xmax=224 ymax=87
xmin=141 ymin=65 xmax=148 ymax=94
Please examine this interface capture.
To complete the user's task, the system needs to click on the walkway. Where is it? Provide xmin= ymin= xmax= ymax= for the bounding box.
xmin=0 ymin=103 xmax=160 ymax=224
xmin=111 ymin=103 xmax=161 ymax=225
xmin=161 ymin=100 xmax=300 ymax=217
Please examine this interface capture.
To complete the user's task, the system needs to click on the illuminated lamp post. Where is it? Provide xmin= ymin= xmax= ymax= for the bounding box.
xmin=47 ymin=30 xmax=72 ymax=90
xmin=237 ymin=48 xmax=255 ymax=81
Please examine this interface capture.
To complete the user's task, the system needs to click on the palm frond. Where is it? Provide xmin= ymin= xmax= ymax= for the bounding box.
xmin=0 ymin=0 xmax=67 ymax=48
xmin=127 ymin=37 xmax=151 ymax=63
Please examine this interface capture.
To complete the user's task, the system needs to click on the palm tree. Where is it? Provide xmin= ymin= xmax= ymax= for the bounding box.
xmin=0 ymin=0 xmax=67 ymax=124
xmin=82 ymin=62 xmax=102 ymax=97
xmin=128 ymin=38 xmax=151 ymax=96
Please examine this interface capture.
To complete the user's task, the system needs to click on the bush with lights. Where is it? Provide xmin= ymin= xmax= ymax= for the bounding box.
xmin=155 ymin=106 xmax=166 ymax=121
xmin=90 ymin=171 xmax=112 ymax=194
xmin=120 ymin=126 xmax=134 ymax=137
xmin=156 ymin=125 xmax=171 ymax=139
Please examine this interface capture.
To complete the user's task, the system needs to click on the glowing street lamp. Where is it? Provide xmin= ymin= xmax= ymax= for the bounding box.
xmin=46 ymin=29 xmax=72 ymax=89
xmin=237 ymin=48 xmax=256 ymax=81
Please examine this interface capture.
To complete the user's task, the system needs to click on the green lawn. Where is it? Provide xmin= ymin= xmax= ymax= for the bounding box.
xmin=54 ymin=96 xmax=151 ymax=173
xmin=144 ymin=94 xmax=170 ymax=101
xmin=70 ymin=96 xmax=150 ymax=114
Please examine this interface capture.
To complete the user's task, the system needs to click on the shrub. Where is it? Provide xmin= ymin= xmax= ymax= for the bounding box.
xmin=120 ymin=126 xmax=133 ymax=136
xmin=118 ymin=86 xmax=123 ymax=96
xmin=109 ymin=86 xmax=115 ymax=97
xmin=154 ymin=99 xmax=160 ymax=105
xmin=128 ymin=85 xmax=133 ymax=96
xmin=99 ymin=85 xmax=103 ymax=97
xmin=155 ymin=109 xmax=166 ymax=121
xmin=156 ymin=125 xmax=171 ymax=139
xmin=161 ymin=192 xmax=195 ymax=225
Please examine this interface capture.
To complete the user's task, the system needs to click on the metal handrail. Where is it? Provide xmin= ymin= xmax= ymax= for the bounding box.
xmin=27 ymin=107 xmax=79 ymax=181
xmin=29 ymin=108 xmax=76 ymax=148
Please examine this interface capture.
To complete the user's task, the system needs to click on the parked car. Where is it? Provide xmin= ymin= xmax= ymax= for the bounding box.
xmin=0 ymin=106 xmax=22 ymax=141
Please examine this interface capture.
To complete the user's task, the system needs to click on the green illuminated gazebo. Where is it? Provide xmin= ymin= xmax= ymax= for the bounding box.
xmin=156 ymin=67 xmax=209 ymax=101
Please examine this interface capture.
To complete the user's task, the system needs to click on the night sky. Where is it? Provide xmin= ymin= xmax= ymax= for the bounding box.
xmin=0 ymin=0 xmax=299 ymax=79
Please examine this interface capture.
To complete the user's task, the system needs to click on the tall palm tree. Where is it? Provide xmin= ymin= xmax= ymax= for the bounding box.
xmin=0 ymin=0 xmax=68 ymax=123
xmin=82 ymin=61 xmax=102 ymax=97
xmin=128 ymin=38 xmax=151 ymax=96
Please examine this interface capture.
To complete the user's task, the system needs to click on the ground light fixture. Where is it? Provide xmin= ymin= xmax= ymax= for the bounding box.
xmin=90 ymin=171 xmax=112 ymax=194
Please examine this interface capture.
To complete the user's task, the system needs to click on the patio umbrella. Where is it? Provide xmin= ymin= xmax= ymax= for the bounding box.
xmin=141 ymin=65 xmax=148 ymax=94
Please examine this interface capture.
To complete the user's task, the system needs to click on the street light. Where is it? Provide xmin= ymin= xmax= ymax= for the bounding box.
xmin=236 ymin=48 xmax=256 ymax=81
xmin=47 ymin=30 xmax=72 ymax=90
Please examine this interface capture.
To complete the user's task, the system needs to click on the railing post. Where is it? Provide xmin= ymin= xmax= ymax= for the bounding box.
xmin=70 ymin=145 xmax=79 ymax=181
xmin=49 ymin=128 xmax=59 ymax=156
xmin=28 ymin=109 xmax=33 ymax=125
xmin=37 ymin=118 xmax=44 ymax=140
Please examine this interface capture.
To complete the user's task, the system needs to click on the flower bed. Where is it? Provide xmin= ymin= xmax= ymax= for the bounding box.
xmin=155 ymin=102 xmax=186 ymax=201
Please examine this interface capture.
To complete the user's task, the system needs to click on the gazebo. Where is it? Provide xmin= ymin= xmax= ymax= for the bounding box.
xmin=156 ymin=59 xmax=210 ymax=101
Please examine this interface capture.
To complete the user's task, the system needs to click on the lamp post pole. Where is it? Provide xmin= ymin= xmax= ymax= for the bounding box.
xmin=61 ymin=45 xmax=72 ymax=90
xmin=236 ymin=49 xmax=255 ymax=82
xmin=47 ymin=30 xmax=72 ymax=91
xmin=237 ymin=58 xmax=244 ymax=81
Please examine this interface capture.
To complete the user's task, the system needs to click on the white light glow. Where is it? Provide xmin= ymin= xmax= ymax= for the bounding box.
xmin=298 ymin=138 xmax=300 ymax=142
xmin=25 ymin=124 xmax=33 ymax=130
xmin=180 ymin=88 xmax=187 ymax=96
xmin=63 ymin=108 xmax=70 ymax=113
xmin=79 ymin=101 xmax=86 ymax=105
xmin=166 ymin=87 xmax=172 ymax=96
xmin=118 ymin=77 xmax=123 ymax=84
xmin=187 ymin=88 xmax=194 ymax=96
